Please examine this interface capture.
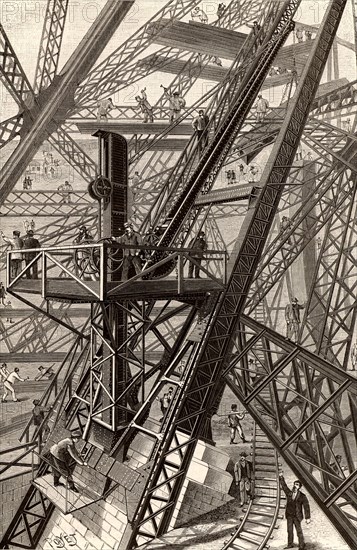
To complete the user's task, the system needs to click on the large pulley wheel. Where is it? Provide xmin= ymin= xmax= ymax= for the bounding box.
xmin=88 ymin=176 xmax=112 ymax=200
xmin=92 ymin=238 xmax=124 ymax=274
xmin=142 ymin=254 xmax=177 ymax=280
xmin=74 ymin=240 xmax=99 ymax=276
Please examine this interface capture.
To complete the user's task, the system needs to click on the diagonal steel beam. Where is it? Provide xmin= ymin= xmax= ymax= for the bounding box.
xmin=0 ymin=0 xmax=134 ymax=205
xmin=0 ymin=24 xmax=34 ymax=109
xmin=34 ymin=0 xmax=69 ymax=94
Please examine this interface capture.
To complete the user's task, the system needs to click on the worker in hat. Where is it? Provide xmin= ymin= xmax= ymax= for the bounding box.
xmin=0 ymin=230 xmax=24 ymax=279
xmin=192 ymin=110 xmax=210 ymax=153
xmin=285 ymin=297 xmax=305 ymax=342
xmin=161 ymin=85 xmax=186 ymax=123
xmin=32 ymin=399 xmax=51 ymax=442
xmin=228 ymin=404 xmax=247 ymax=444
xmin=22 ymin=230 xmax=41 ymax=279
xmin=187 ymin=231 xmax=207 ymax=279
xmin=234 ymin=451 xmax=253 ymax=506
xmin=117 ymin=223 xmax=143 ymax=281
xmin=47 ymin=431 xmax=88 ymax=492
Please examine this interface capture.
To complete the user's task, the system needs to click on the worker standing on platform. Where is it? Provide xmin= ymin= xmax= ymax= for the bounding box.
xmin=1 ymin=367 xmax=29 ymax=402
xmin=188 ymin=231 xmax=207 ymax=279
xmin=0 ymin=230 xmax=24 ymax=279
xmin=48 ymin=431 xmax=88 ymax=492
xmin=285 ymin=297 xmax=305 ymax=342
xmin=135 ymin=88 xmax=154 ymax=123
xmin=190 ymin=6 xmax=208 ymax=23
xmin=192 ymin=110 xmax=210 ymax=153
xmin=58 ymin=180 xmax=73 ymax=204
xmin=255 ymin=94 xmax=269 ymax=122
xmin=228 ymin=404 xmax=247 ymax=444
xmin=97 ymin=97 xmax=116 ymax=121
xmin=161 ymin=85 xmax=186 ymax=123
xmin=248 ymin=164 xmax=259 ymax=183
xmin=23 ymin=230 xmax=41 ymax=280
xmin=118 ymin=223 xmax=142 ymax=281
xmin=234 ymin=452 xmax=253 ymax=506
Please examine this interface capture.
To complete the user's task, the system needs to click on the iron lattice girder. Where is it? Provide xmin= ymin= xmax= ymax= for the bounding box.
xmin=246 ymin=168 xmax=355 ymax=313
xmin=48 ymin=127 xmax=97 ymax=181
xmin=0 ymin=114 xmax=23 ymax=149
xmin=147 ymin=2 xmax=291 ymax=244
xmin=304 ymin=118 xmax=357 ymax=171
xmin=120 ymin=1 xmax=350 ymax=545
xmin=224 ymin=314 xmax=357 ymax=548
xmin=1 ymin=191 xmax=96 ymax=217
xmin=309 ymin=78 xmax=357 ymax=117
xmin=0 ymin=463 xmax=55 ymax=550
xmin=352 ymin=0 xmax=357 ymax=64
xmin=299 ymin=179 xmax=357 ymax=365
xmin=0 ymin=297 xmax=87 ymax=355
xmin=74 ymin=0 xmax=202 ymax=106
xmin=0 ymin=24 xmax=34 ymax=109
xmin=0 ymin=0 xmax=134 ymax=205
xmin=245 ymin=128 xmax=357 ymax=313
xmin=112 ymin=0 xmax=268 ymax=164
xmin=34 ymin=0 xmax=69 ymax=94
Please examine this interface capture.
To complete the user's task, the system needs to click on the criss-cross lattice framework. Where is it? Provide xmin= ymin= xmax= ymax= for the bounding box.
xmin=0 ymin=0 xmax=356 ymax=549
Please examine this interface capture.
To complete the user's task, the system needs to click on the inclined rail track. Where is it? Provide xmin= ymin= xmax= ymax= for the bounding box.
xmin=222 ymin=421 xmax=283 ymax=550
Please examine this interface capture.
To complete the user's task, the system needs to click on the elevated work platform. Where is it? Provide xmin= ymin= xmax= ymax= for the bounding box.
xmin=75 ymin=121 xmax=194 ymax=135
xmin=10 ymin=277 xmax=223 ymax=303
xmin=6 ymin=242 xmax=227 ymax=304
xmin=148 ymin=20 xmax=314 ymax=68
xmin=147 ymin=20 xmax=247 ymax=59
xmin=141 ymin=54 xmax=298 ymax=88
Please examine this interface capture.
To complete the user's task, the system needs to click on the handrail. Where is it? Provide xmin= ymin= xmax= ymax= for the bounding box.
xmin=7 ymin=242 xmax=227 ymax=256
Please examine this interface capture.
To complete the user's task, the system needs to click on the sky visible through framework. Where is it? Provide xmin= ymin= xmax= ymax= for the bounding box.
xmin=0 ymin=0 xmax=355 ymax=119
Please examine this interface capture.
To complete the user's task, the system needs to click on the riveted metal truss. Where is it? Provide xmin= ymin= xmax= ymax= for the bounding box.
xmin=34 ymin=0 xmax=69 ymax=94
xmin=0 ymin=114 xmax=23 ymax=149
xmin=74 ymin=0 xmax=202 ymax=107
xmin=224 ymin=314 xmax=357 ymax=549
xmin=0 ymin=24 xmax=34 ymax=109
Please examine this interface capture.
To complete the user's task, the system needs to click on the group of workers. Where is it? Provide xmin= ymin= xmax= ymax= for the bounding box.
xmin=0 ymin=228 xmax=41 ymax=279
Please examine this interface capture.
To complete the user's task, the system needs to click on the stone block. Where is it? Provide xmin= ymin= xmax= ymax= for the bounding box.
xmin=109 ymin=523 xmax=125 ymax=540
xmin=187 ymin=458 xmax=208 ymax=484
xmin=99 ymin=529 xmax=117 ymax=548
xmin=201 ymin=443 xmax=230 ymax=470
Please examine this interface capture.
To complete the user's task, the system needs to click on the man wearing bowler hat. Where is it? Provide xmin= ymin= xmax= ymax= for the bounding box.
xmin=23 ymin=230 xmax=41 ymax=279
xmin=279 ymin=473 xmax=311 ymax=549
xmin=234 ymin=451 xmax=253 ymax=506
